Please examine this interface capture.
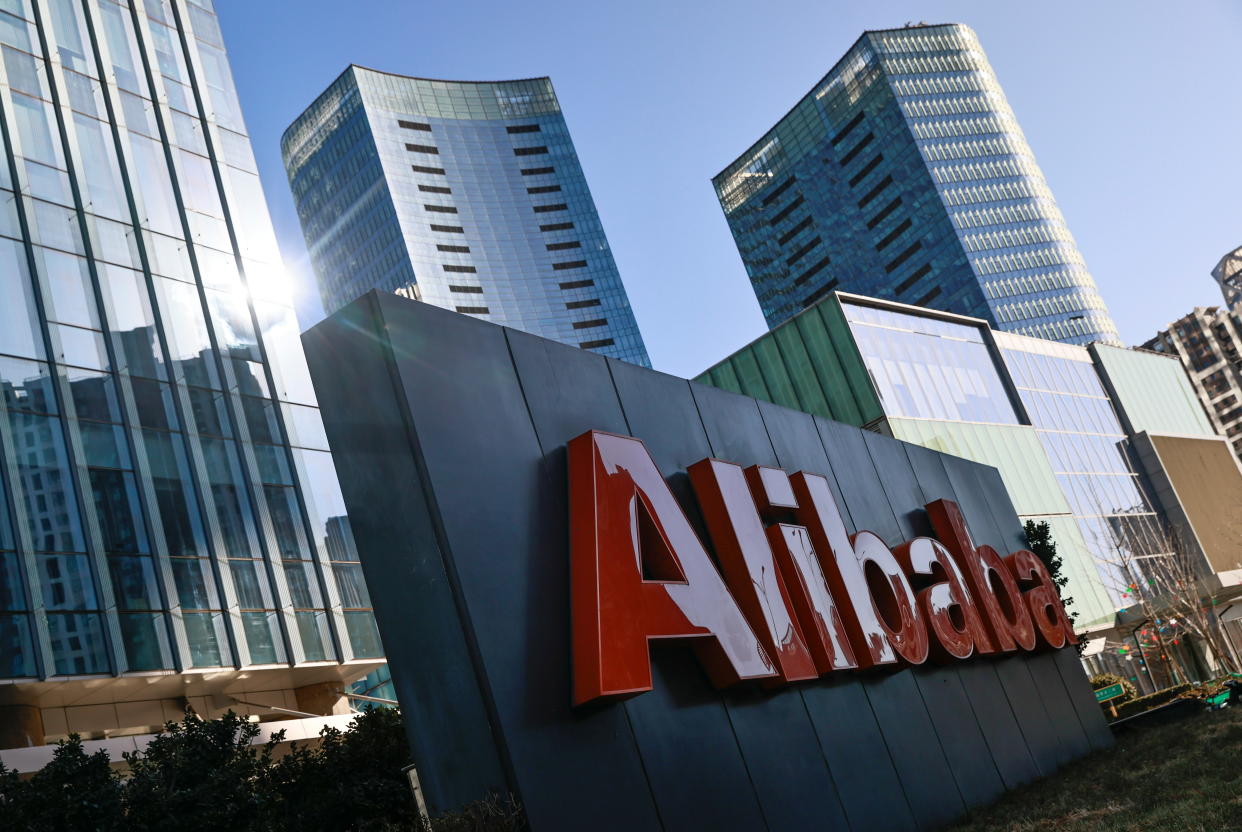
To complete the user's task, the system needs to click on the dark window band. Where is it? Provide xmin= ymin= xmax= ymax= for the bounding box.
xmin=521 ymin=166 xmax=554 ymax=175
xmin=831 ymin=111 xmax=865 ymax=146
xmin=914 ymin=286 xmax=942 ymax=306
xmin=514 ymin=146 xmax=548 ymax=156
xmin=801 ymin=278 xmax=840 ymax=308
xmin=761 ymin=176 xmax=796 ymax=206
xmin=839 ymin=133 xmax=874 ymax=167
xmin=443 ymin=264 xmax=476 ymax=273
xmin=449 ymin=285 xmax=483 ymax=293
xmin=875 ymin=218 xmax=913 ymax=252
xmin=527 ymin=185 xmax=562 ymax=195
xmin=507 ymin=124 xmax=541 ymax=133
xmin=405 ymin=143 xmax=438 ymax=154
xmin=456 ymin=306 xmax=489 ymax=314
xmin=412 ymin=164 xmax=446 ymax=175
xmin=884 ymin=241 xmax=923 ymax=273
xmin=792 ymin=255 xmax=832 ymax=287
xmin=572 ymin=319 xmax=607 ymax=330
xmin=866 ymin=196 xmax=903 ymax=229
xmin=419 ymin=184 xmax=451 ymax=194
xmin=566 ymin=298 xmax=601 ymax=309
xmin=769 ymin=195 xmax=805 ymax=226
xmin=858 ymin=174 xmax=893 ymax=209
xmin=579 ymin=338 xmax=615 ymax=349
xmin=437 ymin=244 xmax=470 ymax=253
xmin=777 ymin=216 xmax=812 ymax=247
xmin=424 ymin=204 xmax=458 ymax=213
xmin=399 ymin=120 xmax=431 ymax=131
xmin=848 ymin=154 xmax=883 ymax=187
xmin=896 ymin=263 xmax=933 ymax=294
xmin=540 ymin=222 xmax=574 ymax=232
xmin=553 ymin=260 xmax=587 ymax=271
xmin=533 ymin=203 xmax=567 ymax=213
xmin=785 ymin=236 xmax=821 ymax=267
xmin=559 ymin=279 xmax=594 ymax=290
xmin=430 ymin=224 xmax=463 ymax=233
xmin=546 ymin=241 xmax=581 ymax=251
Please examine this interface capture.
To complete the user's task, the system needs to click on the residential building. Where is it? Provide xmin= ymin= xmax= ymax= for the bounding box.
xmin=696 ymin=292 xmax=1242 ymax=689
xmin=0 ymin=0 xmax=382 ymax=769
xmin=282 ymin=69 xmax=650 ymax=366
xmin=712 ymin=23 xmax=1121 ymax=347
xmin=1144 ymin=307 xmax=1242 ymax=463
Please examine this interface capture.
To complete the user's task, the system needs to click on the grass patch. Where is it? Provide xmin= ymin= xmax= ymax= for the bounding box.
xmin=948 ymin=705 xmax=1242 ymax=831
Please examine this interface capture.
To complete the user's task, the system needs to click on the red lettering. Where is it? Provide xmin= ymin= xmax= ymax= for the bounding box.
xmin=891 ymin=537 xmax=986 ymax=662
xmin=568 ymin=431 xmax=776 ymax=705
xmin=1010 ymin=549 xmax=1078 ymax=650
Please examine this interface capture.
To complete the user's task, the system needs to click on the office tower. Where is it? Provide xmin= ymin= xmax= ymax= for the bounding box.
xmin=696 ymin=291 xmax=1240 ymax=689
xmin=282 ymin=69 xmax=651 ymax=366
xmin=1213 ymin=245 xmax=1242 ymax=312
xmin=1145 ymin=307 xmax=1242 ymax=462
xmin=0 ymin=0 xmax=381 ymax=763
xmin=713 ymin=23 xmax=1121 ymax=347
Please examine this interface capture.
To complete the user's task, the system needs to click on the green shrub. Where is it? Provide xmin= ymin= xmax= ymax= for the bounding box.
xmin=1113 ymin=683 xmax=1194 ymax=719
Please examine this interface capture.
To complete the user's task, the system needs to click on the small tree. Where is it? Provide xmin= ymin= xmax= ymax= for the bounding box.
xmin=0 ymin=736 xmax=123 ymax=832
xmin=1024 ymin=520 xmax=1083 ymax=655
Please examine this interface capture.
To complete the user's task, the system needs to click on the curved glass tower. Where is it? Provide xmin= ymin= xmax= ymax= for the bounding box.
xmin=713 ymin=23 xmax=1121 ymax=347
xmin=282 ymin=69 xmax=650 ymax=366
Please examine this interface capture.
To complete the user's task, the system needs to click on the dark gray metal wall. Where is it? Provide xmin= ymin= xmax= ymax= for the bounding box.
xmin=303 ymin=292 xmax=1113 ymax=832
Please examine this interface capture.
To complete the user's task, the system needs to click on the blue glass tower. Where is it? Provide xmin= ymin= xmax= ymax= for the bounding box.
xmin=282 ymin=69 xmax=651 ymax=367
xmin=713 ymin=23 xmax=1121 ymax=347
xmin=0 ymin=0 xmax=382 ymax=756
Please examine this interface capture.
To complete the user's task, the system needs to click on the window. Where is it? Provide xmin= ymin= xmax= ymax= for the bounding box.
xmin=896 ymin=263 xmax=932 ymax=293
xmin=506 ymin=124 xmax=540 ymax=133
xmin=761 ymin=176 xmax=796 ymax=206
xmin=801 ymin=279 xmax=840 ymax=307
xmin=540 ymin=222 xmax=573 ymax=232
xmin=848 ymin=154 xmax=883 ymax=187
xmin=831 ymin=111 xmax=865 ymax=146
xmin=857 ymin=175 xmax=893 ymax=209
xmin=875 ymin=218 xmax=913 ymax=252
xmin=839 ymin=133 xmax=874 ymax=166
xmin=769 ymin=196 xmax=805 ymax=226
xmin=405 ymin=143 xmax=438 ymax=154
xmin=914 ymin=286 xmax=942 ymax=306
xmin=449 ymin=285 xmax=483 ymax=294
xmin=442 ymin=264 xmax=476 ymax=273
xmin=521 ymin=166 xmax=554 ymax=175
xmin=866 ymin=196 xmax=902 ymax=229
xmin=437 ymin=244 xmax=470 ymax=253
xmin=533 ymin=203 xmax=567 ymax=213
xmin=553 ymin=260 xmax=587 ymax=270
xmin=546 ymin=241 xmax=580 ymax=251
xmin=456 ymin=306 xmax=488 ymax=314
xmin=884 ymin=241 xmax=922 ymax=273
xmin=559 ymin=279 xmax=594 ymax=290
xmin=572 ymin=319 xmax=606 ymax=330
xmin=424 ymin=204 xmax=458 ymax=213
xmin=429 ymin=224 xmax=463 ymax=233
xmin=777 ymin=216 xmax=812 ymax=247
xmin=566 ymin=299 xmax=600 ymax=309
xmin=793 ymin=256 xmax=832 ymax=286
xmin=785 ymin=236 xmax=821 ymax=267
xmin=411 ymin=164 xmax=445 ymax=175
xmin=418 ymin=184 xmax=451 ymax=194
xmin=527 ymin=185 xmax=561 ymax=194
xmin=399 ymin=120 xmax=431 ymax=131
xmin=513 ymin=146 xmax=548 ymax=156
xmin=579 ymin=338 xmax=614 ymax=349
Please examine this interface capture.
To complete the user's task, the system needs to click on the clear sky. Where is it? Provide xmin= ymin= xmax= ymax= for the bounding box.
xmin=218 ymin=0 xmax=1242 ymax=378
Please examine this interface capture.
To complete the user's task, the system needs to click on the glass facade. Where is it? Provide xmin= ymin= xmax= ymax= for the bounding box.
xmin=712 ymin=23 xmax=1120 ymax=347
xmin=0 ymin=0 xmax=379 ymax=683
xmin=282 ymin=69 xmax=650 ymax=367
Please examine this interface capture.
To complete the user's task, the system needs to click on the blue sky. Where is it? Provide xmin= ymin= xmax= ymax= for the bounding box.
xmin=218 ymin=0 xmax=1242 ymax=377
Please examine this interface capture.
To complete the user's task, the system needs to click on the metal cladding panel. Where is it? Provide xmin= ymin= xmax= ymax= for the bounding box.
xmin=305 ymin=292 xmax=1108 ymax=831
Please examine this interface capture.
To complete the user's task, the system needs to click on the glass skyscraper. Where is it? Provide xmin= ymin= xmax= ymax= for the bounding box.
xmin=282 ymin=69 xmax=651 ymax=366
xmin=0 ymin=0 xmax=381 ymax=755
xmin=713 ymin=23 xmax=1121 ymax=347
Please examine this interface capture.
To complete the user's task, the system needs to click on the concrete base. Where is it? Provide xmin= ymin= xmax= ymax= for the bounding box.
xmin=295 ymin=681 xmax=350 ymax=716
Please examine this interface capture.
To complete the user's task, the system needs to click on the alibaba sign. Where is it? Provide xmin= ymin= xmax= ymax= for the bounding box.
xmin=568 ymin=430 xmax=1076 ymax=706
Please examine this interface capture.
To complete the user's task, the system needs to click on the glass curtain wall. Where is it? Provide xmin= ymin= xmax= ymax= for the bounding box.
xmin=0 ymin=0 xmax=379 ymax=682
